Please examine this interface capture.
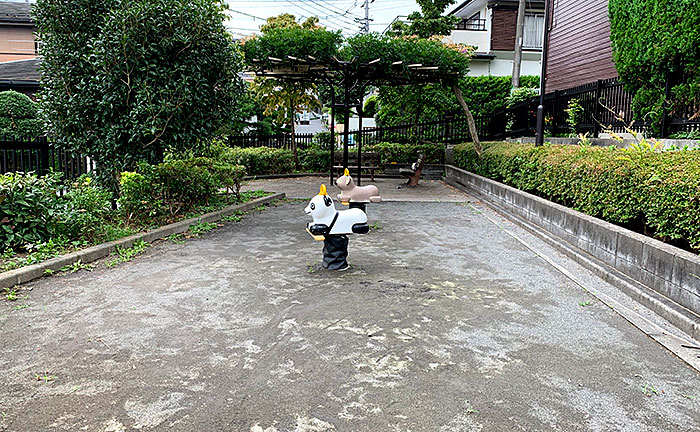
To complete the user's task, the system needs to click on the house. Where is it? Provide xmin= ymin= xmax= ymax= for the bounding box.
xmin=0 ymin=2 xmax=37 ymax=63
xmin=448 ymin=0 xmax=545 ymax=77
xmin=544 ymin=0 xmax=617 ymax=91
xmin=0 ymin=57 xmax=40 ymax=97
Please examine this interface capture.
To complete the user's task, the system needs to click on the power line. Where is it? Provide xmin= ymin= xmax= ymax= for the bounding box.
xmin=280 ymin=0 xmax=359 ymax=32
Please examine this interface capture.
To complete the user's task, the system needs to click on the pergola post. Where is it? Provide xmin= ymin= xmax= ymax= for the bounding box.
xmin=357 ymin=104 xmax=363 ymax=186
xmin=329 ymin=85 xmax=336 ymax=185
xmin=342 ymin=65 xmax=350 ymax=170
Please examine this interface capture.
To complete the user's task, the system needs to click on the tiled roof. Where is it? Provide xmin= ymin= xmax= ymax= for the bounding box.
xmin=0 ymin=2 xmax=32 ymax=24
xmin=0 ymin=58 xmax=40 ymax=81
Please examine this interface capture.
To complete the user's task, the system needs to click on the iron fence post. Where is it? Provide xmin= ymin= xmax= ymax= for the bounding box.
xmin=593 ymin=79 xmax=603 ymax=137
xmin=39 ymin=136 xmax=50 ymax=176
xmin=660 ymin=70 xmax=672 ymax=138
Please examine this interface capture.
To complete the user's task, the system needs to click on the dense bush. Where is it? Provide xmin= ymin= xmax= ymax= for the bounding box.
xmin=0 ymin=91 xmax=42 ymax=137
xmin=453 ymin=141 xmax=700 ymax=250
xmin=609 ymin=0 xmax=700 ymax=130
xmin=0 ymin=172 xmax=63 ymax=249
xmin=366 ymin=141 xmax=444 ymax=164
xmin=312 ymin=131 xmax=333 ymax=150
xmin=363 ymin=95 xmax=379 ymax=118
xmin=119 ymin=157 xmax=230 ymax=219
xmin=60 ymin=175 xmax=113 ymax=241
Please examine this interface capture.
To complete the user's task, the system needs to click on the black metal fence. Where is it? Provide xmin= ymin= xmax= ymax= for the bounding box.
xmin=0 ymin=136 xmax=94 ymax=180
xmin=227 ymin=133 xmax=315 ymax=150
xmin=487 ymin=77 xmax=700 ymax=139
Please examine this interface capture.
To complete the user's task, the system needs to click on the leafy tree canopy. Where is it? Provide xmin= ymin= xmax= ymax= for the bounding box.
xmin=388 ymin=0 xmax=461 ymax=39
xmin=34 ymin=0 xmax=244 ymax=189
xmin=609 ymin=0 xmax=700 ymax=126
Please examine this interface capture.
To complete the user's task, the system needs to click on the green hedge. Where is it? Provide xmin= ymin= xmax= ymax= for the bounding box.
xmin=453 ymin=141 xmax=700 ymax=251
xmin=366 ymin=141 xmax=444 ymax=164
xmin=0 ymin=91 xmax=42 ymax=137
xmin=221 ymin=146 xmax=295 ymax=176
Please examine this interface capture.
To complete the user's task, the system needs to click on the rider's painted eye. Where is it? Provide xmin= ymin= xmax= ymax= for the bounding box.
xmin=310 ymin=203 xmax=315 ymax=210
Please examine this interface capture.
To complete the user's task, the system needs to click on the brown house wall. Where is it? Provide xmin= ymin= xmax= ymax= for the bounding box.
xmin=0 ymin=26 xmax=36 ymax=63
xmin=491 ymin=9 xmax=517 ymax=51
xmin=545 ymin=0 xmax=618 ymax=91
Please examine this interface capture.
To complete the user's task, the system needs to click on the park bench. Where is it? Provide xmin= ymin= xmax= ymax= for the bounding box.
xmin=399 ymin=153 xmax=426 ymax=187
xmin=333 ymin=152 xmax=380 ymax=181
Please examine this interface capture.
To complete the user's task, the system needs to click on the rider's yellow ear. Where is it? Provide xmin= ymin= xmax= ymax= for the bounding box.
xmin=344 ymin=168 xmax=349 ymax=177
xmin=319 ymin=184 xmax=328 ymax=195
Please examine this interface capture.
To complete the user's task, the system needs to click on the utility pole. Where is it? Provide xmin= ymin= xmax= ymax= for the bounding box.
xmin=359 ymin=0 xmax=372 ymax=33
xmin=512 ymin=0 xmax=527 ymax=88
xmin=536 ymin=0 xmax=552 ymax=146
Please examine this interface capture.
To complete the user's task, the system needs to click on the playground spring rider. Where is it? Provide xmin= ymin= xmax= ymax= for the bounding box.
xmin=305 ymin=181 xmax=379 ymax=270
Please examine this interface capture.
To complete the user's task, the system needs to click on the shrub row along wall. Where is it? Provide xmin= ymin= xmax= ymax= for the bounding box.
xmin=225 ymin=142 xmax=445 ymax=176
xmin=453 ymin=142 xmax=700 ymax=251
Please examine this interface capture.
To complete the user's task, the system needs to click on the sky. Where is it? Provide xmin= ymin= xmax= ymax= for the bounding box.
xmin=224 ymin=0 xmax=421 ymax=38
xmin=0 ymin=0 xmax=422 ymax=37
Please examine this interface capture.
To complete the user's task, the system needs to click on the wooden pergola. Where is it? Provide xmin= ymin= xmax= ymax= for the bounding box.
xmin=247 ymin=56 xmax=460 ymax=186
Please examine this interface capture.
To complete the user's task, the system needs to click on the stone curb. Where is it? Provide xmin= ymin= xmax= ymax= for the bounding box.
xmin=0 ymin=193 xmax=286 ymax=290
xmin=443 ymin=166 xmax=700 ymax=341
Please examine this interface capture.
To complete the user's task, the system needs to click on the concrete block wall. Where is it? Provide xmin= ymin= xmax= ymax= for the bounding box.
xmin=445 ymin=165 xmax=700 ymax=318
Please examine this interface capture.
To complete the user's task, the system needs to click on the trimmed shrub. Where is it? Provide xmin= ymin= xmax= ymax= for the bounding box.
xmin=222 ymin=146 xmax=295 ymax=176
xmin=0 ymin=91 xmax=42 ymax=137
xmin=188 ymin=157 xmax=246 ymax=196
xmin=299 ymin=147 xmax=330 ymax=172
xmin=453 ymin=141 xmax=700 ymax=250
xmin=118 ymin=158 xmax=223 ymax=221
xmin=0 ymin=172 xmax=63 ymax=249
xmin=366 ymin=141 xmax=444 ymax=165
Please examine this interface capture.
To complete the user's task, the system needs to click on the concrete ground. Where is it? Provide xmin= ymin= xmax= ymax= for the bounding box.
xmin=1 ymin=179 xmax=700 ymax=431
xmin=241 ymin=176 xmax=469 ymax=202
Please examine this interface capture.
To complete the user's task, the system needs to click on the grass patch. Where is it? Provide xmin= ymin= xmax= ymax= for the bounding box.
xmin=579 ymin=300 xmax=593 ymax=307
xmin=189 ymin=221 xmax=218 ymax=237
xmin=60 ymin=260 xmax=94 ymax=273
xmin=106 ymin=240 xmax=150 ymax=268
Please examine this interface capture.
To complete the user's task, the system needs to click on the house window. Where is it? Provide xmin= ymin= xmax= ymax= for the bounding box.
xmin=523 ymin=13 xmax=544 ymax=49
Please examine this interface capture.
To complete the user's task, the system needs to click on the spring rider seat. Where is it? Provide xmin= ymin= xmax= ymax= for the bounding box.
xmin=305 ymin=183 xmax=379 ymax=270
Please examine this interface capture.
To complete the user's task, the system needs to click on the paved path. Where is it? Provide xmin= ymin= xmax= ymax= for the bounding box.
xmin=1 ymin=183 xmax=700 ymax=431
xmin=241 ymin=176 xmax=470 ymax=202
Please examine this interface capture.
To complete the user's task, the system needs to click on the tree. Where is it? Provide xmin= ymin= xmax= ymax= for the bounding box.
xmin=609 ymin=0 xmax=700 ymax=130
xmin=511 ymin=0 xmax=527 ymax=88
xmin=388 ymin=0 xmax=460 ymax=38
xmin=384 ymin=0 xmax=482 ymax=154
xmin=248 ymin=14 xmax=332 ymax=168
xmin=34 ymin=0 xmax=244 ymax=190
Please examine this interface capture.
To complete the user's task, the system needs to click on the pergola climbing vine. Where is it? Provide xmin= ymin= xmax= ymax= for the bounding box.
xmin=241 ymin=30 xmax=482 ymax=184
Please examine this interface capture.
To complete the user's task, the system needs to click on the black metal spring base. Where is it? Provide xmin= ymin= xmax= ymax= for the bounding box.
xmin=322 ymin=235 xmax=349 ymax=270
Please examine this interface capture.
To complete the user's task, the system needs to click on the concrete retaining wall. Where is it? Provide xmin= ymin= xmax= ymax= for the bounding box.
xmin=445 ymin=165 xmax=700 ymax=335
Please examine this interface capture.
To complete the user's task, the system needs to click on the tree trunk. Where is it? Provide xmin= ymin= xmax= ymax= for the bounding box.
xmin=453 ymin=84 xmax=483 ymax=156
xmin=289 ymin=102 xmax=300 ymax=170
xmin=512 ymin=0 xmax=527 ymax=88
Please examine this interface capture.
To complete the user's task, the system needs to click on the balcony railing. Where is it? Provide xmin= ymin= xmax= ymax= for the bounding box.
xmin=455 ymin=18 xmax=486 ymax=31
